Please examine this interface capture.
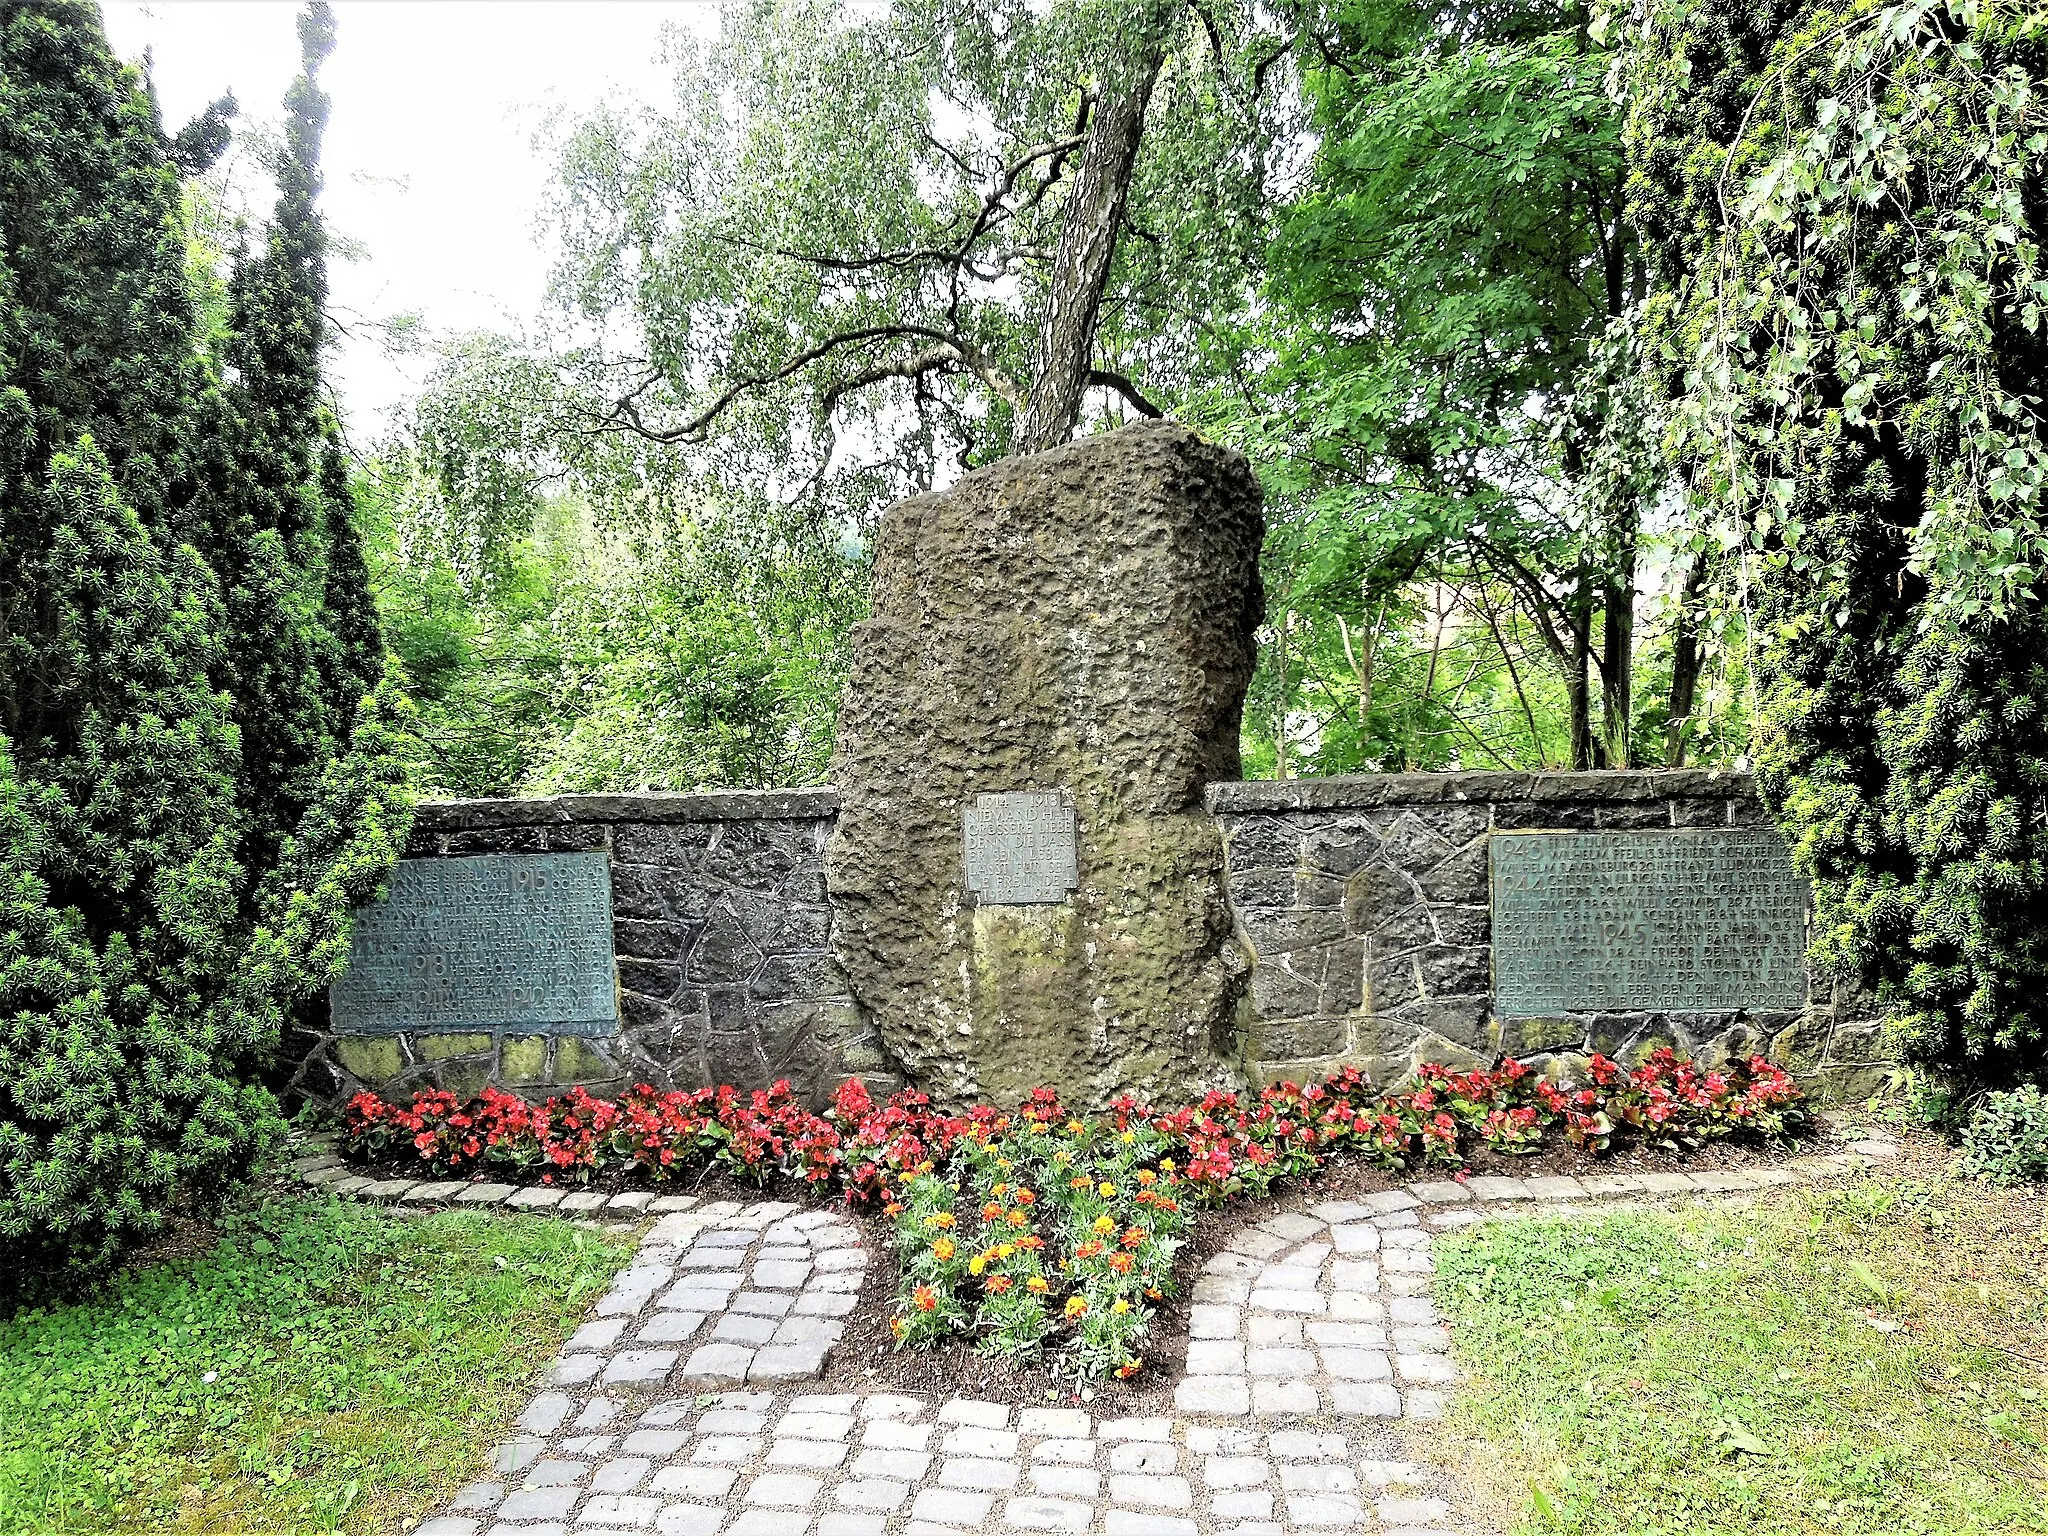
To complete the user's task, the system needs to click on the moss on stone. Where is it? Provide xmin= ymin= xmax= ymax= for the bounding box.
xmin=334 ymin=1037 xmax=403 ymax=1084
xmin=498 ymin=1036 xmax=550 ymax=1084
xmin=553 ymin=1037 xmax=617 ymax=1084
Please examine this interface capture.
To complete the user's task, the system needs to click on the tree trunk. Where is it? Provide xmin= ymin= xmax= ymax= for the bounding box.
xmin=1599 ymin=536 xmax=1637 ymax=768
xmin=1014 ymin=23 xmax=1169 ymax=455
xmin=1665 ymin=550 xmax=1708 ymax=766
xmin=1568 ymin=568 xmax=1593 ymax=771
xmin=1273 ymin=605 xmax=1293 ymax=780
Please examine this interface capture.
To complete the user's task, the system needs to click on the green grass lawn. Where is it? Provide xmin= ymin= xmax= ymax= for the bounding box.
xmin=0 ymin=1193 xmax=632 ymax=1535
xmin=1432 ymin=1176 xmax=2048 ymax=1536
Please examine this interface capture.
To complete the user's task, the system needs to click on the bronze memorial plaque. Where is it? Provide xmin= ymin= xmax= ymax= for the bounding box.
xmin=330 ymin=852 xmax=617 ymax=1036
xmin=1491 ymin=829 xmax=1807 ymax=1015
xmin=963 ymin=791 xmax=1079 ymax=904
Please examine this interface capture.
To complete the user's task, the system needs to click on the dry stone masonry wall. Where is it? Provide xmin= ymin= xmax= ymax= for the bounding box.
xmin=305 ymin=771 xmax=1887 ymax=1108
xmin=301 ymin=790 xmax=884 ymax=1107
xmin=1210 ymin=771 xmax=1889 ymax=1099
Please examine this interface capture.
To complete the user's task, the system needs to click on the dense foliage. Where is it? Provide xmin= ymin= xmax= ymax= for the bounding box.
xmin=341 ymin=1050 xmax=1806 ymax=1379
xmin=1959 ymin=1083 xmax=2048 ymax=1183
xmin=373 ymin=0 xmax=1755 ymax=795
xmin=1624 ymin=0 xmax=2048 ymax=1088
xmin=0 ymin=3 xmax=410 ymax=1274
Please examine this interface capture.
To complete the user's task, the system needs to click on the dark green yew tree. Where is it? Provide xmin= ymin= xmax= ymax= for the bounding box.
xmin=1624 ymin=0 xmax=2048 ymax=1090
xmin=0 ymin=0 xmax=411 ymax=1275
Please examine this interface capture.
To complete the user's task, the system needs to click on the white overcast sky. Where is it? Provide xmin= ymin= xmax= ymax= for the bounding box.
xmin=102 ymin=2 xmax=718 ymax=438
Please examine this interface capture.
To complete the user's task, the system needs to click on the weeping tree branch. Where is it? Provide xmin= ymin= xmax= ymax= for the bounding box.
xmin=589 ymin=323 xmax=1019 ymax=445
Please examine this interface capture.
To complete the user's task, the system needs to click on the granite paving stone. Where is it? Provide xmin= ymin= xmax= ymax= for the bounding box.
xmin=401 ymin=1166 xmax=1843 ymax=1535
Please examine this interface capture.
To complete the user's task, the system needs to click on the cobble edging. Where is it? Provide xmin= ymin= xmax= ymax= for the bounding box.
xmin=341 ymin=1132 xmax=1903 ymax=1536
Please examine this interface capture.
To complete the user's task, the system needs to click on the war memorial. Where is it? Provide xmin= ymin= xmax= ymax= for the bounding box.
xmin=312 ymin=423 xmax=1883 ymax=1111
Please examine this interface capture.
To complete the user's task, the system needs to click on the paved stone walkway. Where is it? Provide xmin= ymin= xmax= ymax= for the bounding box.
xmin=352 ymin=1142 xmax=1899 ymax=1536
xmin=553 ymin=1199 xmax=868 ymax=1392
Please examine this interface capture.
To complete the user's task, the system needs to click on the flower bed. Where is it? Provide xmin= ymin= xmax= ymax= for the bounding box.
xmin=340 ymin=1049 xmax=1806 ymax=1380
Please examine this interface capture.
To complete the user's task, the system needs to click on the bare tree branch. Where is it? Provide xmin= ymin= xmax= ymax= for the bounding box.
xmin=587 ymin=324 xmax=1020 ymax=446
xmin=1087 ymin=368 xmax=1164 ymax=418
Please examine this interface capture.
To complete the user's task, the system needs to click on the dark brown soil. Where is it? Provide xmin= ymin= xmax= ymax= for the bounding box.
xmin=801 ymin=1122 xmax=1845 ymax=1414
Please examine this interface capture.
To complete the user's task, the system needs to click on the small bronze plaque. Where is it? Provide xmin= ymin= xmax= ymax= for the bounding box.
xmin=1491 ymin=830 xmax=1807 ymax=1015
xmin=331 ymin=852 xmax=618 ymax=1036
xmin=964 ymin=791 xmax=1079 ymax=904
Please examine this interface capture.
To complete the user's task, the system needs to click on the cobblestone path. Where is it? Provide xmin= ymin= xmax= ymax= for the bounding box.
xmin=391 ymin=1151 xmax=1893 ymax=1536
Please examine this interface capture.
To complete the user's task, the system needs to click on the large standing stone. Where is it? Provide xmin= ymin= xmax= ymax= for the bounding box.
xmin=825 ymin=420 xmax=1263 ymax=1107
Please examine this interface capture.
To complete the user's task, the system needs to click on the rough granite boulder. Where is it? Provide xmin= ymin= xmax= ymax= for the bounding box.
xmin=825 ymin=420 xmax=1264 ymax=1108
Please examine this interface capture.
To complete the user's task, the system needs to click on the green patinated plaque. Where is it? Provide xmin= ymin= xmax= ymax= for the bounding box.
xmin=330 ymin=853 xmax=617 ymax=1036
xmin=1491 ymin=830 xmax=1807 ymax=1015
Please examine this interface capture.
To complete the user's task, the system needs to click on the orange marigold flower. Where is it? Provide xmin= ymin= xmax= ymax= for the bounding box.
xmin=883 ymin=1203 xmax=903 ymax=1216
xmin=1122 ymin=1227 xmax=1145 ymax=1248
xmin=889 ymin=1316 xmax=907 ymax=1338
xmin=1070 ymin=1175 xmax=1091 ymax=1190
xmin=985 ymin=1275 xmax=1013 ymax=1295
xmin=982 ymin=1203 xmax=1002 ymax=1222
xmin=1017 ymin=1235 xmax=1044 ymax=1251
xmin=933 ymin=1237 xmax=956 ymax=1261
xmin=1076 ymin=1240 xmax=1104 ymax=1259
xmin=1015 ymin=1188 xmax=1036 ymax=1207
xmin=926 ymin=1210 xmax=956 ymax=1228
xmin=912 ymin=1284 xmax=939 ymax=1312
xmin=1115 ymin=1358 xmax=1143 ymax=1378
xmin=1006 ymin=1210 xmax=1030 ymax=1228
xmin=1108 ymin=1252 xmax=1134 ymax=1274
xmin=1135 ymin=1168 xmax=1157 ymax=1185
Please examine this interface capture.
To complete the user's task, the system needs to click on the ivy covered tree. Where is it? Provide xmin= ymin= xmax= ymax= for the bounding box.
xmin=1623 ymin=0 xmax=2048 ymax=1090
xmin=0 ymin=0 xmax=411 ymax=1276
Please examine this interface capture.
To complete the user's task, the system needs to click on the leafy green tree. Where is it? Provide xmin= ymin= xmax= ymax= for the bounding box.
xmin=0 ymin=1 xmax=410 ymax=1275
xmin=1230 ymin=0 xmax=1677 ymax=772
xmin=1623 ymin=0 xmax=2048 ymax=1087
xmin=394 ymin=0 xmax=1299 ymax=620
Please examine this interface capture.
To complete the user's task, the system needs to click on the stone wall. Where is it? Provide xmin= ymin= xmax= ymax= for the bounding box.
xmin=300 ymin=789 xmax=892 ymax=1107
xmin=1208 ymin=771 xmax=1888 ymax=1100
xmin=305 ymin=772 xmax=1889 ymax=1107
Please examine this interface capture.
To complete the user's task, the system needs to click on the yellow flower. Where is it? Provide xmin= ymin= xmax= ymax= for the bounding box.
xmin=1027 ymin=1276 xmax=1049 ymax=1293
xmin=968 ymin=1254 xmax=987 ymax=1276
xmin=996 ymin=1243 xmax=1015 ymax=1260
xmin=1065 ymin=1296 xmax=1088 ymax=1319
xmin=1160 ymin=1158 xmax=1176 ymax=1173
xmin=1093 ymin=1215 xmax=1116 ymax=1235
xmin=925 ymin=1211 xmax=956 ymax=1229
xmin=1098 ymin=1181 xmax=1116 ymax=1198
xmin=1065 ymin=1119 xmax=1084 ymax=1135
xmin=933 ymin=1237 xmax=956 ymax=1261
xmin=1112 ymin=1298 xmax=1130 ymax=1314
xmin=1121 ymin=1131 xmax=1135 ymax=1144
xmin=1053 ymin=1150 xmax=1071 ymax=1165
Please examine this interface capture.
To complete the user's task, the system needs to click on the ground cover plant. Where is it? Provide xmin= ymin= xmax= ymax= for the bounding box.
xmin=1432 ymin=1179 xmax=2048 ymax=1535
xmin=0 ymin=1194 xmax=629 ymax=1536
xmin=342 ymin=1049 xmax=1806 ymax=1379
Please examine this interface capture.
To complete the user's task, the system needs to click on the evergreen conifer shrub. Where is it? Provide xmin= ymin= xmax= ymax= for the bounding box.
xmin=1622 ymin=0 xmax=2048 ymax=1090
xmin=0 ymin=1 xmax=412 ymax=1274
